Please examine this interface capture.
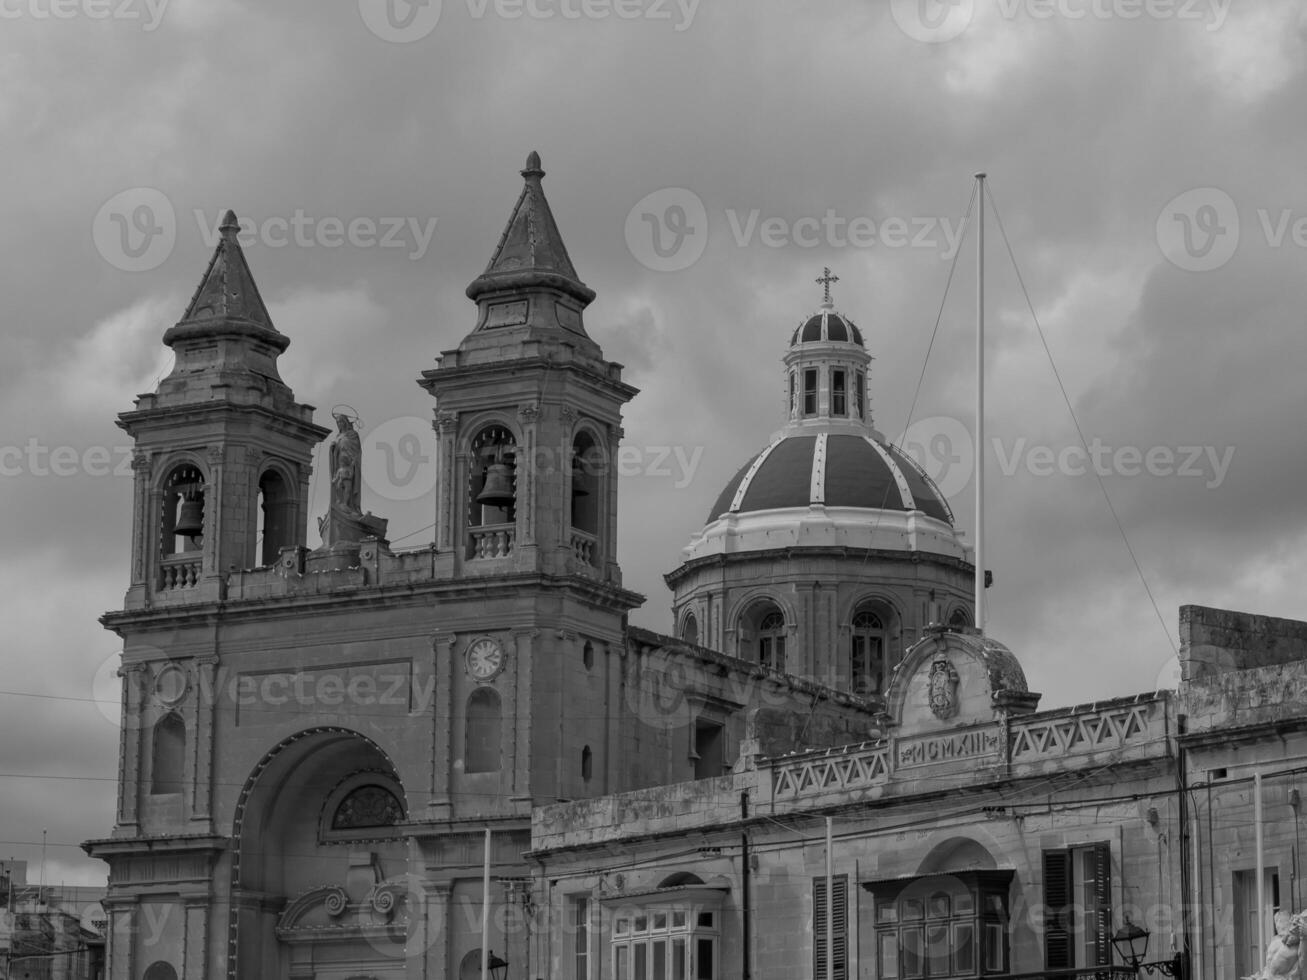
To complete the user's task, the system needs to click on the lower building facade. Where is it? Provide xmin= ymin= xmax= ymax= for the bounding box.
xmin=529 ymin=606 xmax=1307 ymax=980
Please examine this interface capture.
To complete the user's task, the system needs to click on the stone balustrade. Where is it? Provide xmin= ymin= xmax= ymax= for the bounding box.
xmin=158 ymin=554 xmax=202 ymax=591
xmin=469 ymin=523 xmax=515 ymax=559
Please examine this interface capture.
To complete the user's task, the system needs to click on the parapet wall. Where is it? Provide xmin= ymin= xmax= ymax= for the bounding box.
xmin=1179 ymin=604 xmax=1307 ymax=734
xmin=1179 ymin=604 xmax=1307 ymax=683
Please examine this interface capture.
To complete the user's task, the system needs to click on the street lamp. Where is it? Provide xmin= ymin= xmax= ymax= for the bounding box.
xmin=1112 ymin=917 xmax=1149 ymax=969
xmin=1111 ymin=918 xmax=1183 ymax=980
xmin=487 ymin=950 xmax=509 ymax=980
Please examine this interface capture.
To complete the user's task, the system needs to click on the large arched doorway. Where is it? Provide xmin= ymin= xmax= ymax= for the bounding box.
xmin=228 ymin=729 xmax=412 ymax=980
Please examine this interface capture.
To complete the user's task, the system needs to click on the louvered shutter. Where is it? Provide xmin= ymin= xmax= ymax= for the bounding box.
xmin=1043 ymin=850 xmax=1073 ymax=969
xmin=1090 ymin=843 xmax=1113 ymax=966
xmin=813 ymin=875 xmax=849 ymax=980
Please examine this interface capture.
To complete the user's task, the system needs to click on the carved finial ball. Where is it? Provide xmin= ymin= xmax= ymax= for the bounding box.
xmin=522 ymin=150 xmax=544 ymax=178
xmin=220 ymin=209 xmax=240 ymax=235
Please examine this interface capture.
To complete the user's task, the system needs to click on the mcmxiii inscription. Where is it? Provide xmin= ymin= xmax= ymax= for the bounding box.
xmin=895 ymin=725 xmax=1001 ymax=769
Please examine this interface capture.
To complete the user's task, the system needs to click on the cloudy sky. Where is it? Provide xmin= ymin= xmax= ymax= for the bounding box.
xmin=2 ymin=0 xmax=1305 ymax=884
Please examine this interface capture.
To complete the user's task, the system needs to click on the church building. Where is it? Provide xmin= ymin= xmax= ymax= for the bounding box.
xmin=84 ymin=154 xmax=919 ymax=980
xmin=92 ymin=152 xmax=1307 ymax=980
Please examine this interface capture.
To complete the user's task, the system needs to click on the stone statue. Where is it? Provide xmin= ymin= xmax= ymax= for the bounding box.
xmin=1247 ymin=911 xmax=1306 ymax=980
xmin=315 ymin=410 xmax=388 ymax=555
xmin=329 ymin=413 xmax=363 ymax=515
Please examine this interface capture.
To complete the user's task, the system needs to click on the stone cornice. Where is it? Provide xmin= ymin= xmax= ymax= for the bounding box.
xmin=665 ymin=544 xmax=975 ymax=588
xmin=101 ymin=572 xmax=645 ymax=635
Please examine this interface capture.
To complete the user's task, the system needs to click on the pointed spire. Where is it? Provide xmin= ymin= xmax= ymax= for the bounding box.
xmin=175 ymin=209 xmax=278 ymax=332
xmin=466 ymin=151 xmax=596 ymax=308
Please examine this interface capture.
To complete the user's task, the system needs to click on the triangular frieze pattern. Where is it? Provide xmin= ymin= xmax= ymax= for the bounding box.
xmin=772 ymin=702 xmax=1160 ymax=799
xmin=1009 ymin=704 xmax=1153 ymax=761
xmin=772 ymin=745 xmax=890 ymax=799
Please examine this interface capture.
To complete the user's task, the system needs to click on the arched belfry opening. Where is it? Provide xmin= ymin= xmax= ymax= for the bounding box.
xmin=161 ymin=463 xmax=205 ymax=556
xmin=468 ymin=424 xmax=518 ymax=559
xmin=256 ymin=467 xmax=295 ymax=566
xmin=570 ymin=429 xmax=602 ymax=565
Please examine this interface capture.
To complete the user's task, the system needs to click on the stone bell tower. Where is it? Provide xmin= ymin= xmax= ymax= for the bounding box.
xmin=419 ymin=151 xmax=637 ymax=590
xmin=116 ymin=211 xmax=328 ymax=609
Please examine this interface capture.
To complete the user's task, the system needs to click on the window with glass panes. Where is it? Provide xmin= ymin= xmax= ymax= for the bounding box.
xmin=758 ymin=611 xmax=786 ymax=671
xmin=832 ymin=370 xmax=848 ymax=416
xmin=803 ymin=369 xmax=818 ymax=416
xmin=574 ymin=897 xmax=591 ymax=980
xmin=869 ymin=871 xmax=1012 ymax=980
xmin=849 ymin=609 xmax=886 ymax=696
xmin=612 ymin=907 xmax=719 ymax=980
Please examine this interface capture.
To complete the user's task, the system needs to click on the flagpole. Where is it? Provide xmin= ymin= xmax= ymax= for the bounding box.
xmin=826 ymin=817 xmax=834 ymax=980
xmin=1255 ymin=773 xmax=1265 ymax=972
xmin=482 ymin=826 xmax=491 ymax=980
xmin=975 ymin=173 xmax=987 ymax=631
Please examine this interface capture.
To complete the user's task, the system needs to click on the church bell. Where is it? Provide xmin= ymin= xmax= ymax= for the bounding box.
xmin=476 ymin=462 xmax=515 ymax=506
xmin=571 ymin=461 xmax=590 ymax=497
xmin=174 ymin=495 xmax=205 ymax=537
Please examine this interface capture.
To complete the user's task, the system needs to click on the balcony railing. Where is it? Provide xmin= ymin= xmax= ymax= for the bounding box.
xmin=570 ymin=527 xmax=598 ymax=566
xmin=1005 ymin=966 xmax=1142 ymax=980
xmin=469 ymin=523 xmax=515 ymax=560
xmin=158 ymin=553 xmax=201 ymax=591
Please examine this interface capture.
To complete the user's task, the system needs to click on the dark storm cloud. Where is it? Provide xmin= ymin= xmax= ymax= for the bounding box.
xmin=1 ymin=0 xmax=1305 ymax=882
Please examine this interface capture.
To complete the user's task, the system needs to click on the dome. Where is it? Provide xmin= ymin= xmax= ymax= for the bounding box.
xmin=708 ymin=433 xmax=953 ymax=525
xmin=790 ymin=306 xmax=864 ymax=347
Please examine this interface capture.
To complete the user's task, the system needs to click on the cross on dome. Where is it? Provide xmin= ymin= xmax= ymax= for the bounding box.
xmin=816 ymin=267 xmax=839 ymax=306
